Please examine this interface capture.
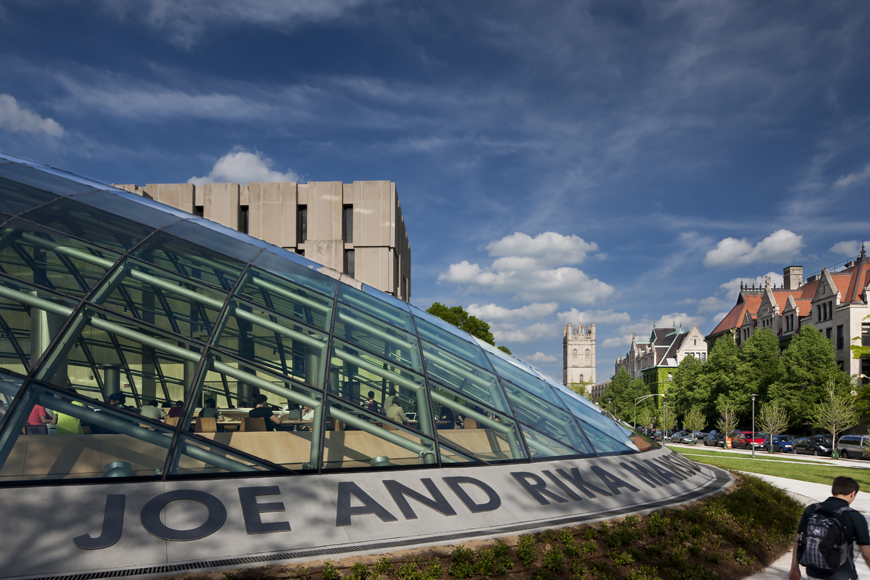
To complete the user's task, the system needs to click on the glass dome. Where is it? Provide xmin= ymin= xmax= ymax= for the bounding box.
xmin=0 ymin=153 xmax=654 ymax=484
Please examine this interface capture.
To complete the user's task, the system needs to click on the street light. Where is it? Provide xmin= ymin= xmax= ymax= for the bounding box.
xmin=751 ymin=394 xmax=758 ymax=458
xmin=634 ymin=393 xmax=666 ymax=431
xmin=663 ymin=402 xmax=668 ymax=442
xmin=608 ymin=397 xmax=613 ymax=417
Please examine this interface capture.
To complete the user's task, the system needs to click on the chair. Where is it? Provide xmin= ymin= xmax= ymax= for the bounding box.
xmin=464 ymin=418 xmax=478 ymax=429
xmin=164 ymin=416 xmax=179 ymax=426
xmin=195 ymin=417 xmax=217 ymax=433
xmin=241 ymin=417 xmax=266 ymax=432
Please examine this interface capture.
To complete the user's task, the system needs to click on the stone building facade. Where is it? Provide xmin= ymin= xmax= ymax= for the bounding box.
xmin=563 ymin=323 xmax=596 ymax=385
xmin=709 ymin=248 xmax=870 ymax=382
xmin=614 ymin=323 xmax=707 ymax=396
xmin=115 ymin=180 xmax=412 ymax=300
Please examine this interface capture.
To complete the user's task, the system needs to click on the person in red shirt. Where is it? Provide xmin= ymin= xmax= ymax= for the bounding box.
xmin=27 ymin=404 xmax=55 ymax=427
xmin=167 ymin=400 xmax=184 ymax=418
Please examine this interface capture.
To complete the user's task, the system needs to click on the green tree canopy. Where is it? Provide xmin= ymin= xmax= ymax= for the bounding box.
xmin=705 ymin=333 xmax=739 ymax=413
xmin=733 ymin=328 xmax=782 ymax=416
xmin=670 ymin=354 xmax=709 ymax=424
xmin=426 ymin=302 xmax=496 ymax=345
xmin=597 ymin=368 xmax=651 ymax=424
xmin=768 ymin=326 xmax=851 ymax=428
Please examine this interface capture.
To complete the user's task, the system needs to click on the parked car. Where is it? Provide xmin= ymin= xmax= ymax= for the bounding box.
xmin=837 ymin=435 xmax=870 ymax=459
xmin=727 ymin=430 xmax=749 ymax=448
xmin=793 ymin=435 xmax=834 ymax=456
xmin=704 ymin=432 xmax=726 ymax=447
xmin=671 ymin=430 xmax=690 ymax=443
xmin=763 ymin=434 xmax=795 ymax=453
xmin=742 ymin=431 xmax=766 ymax=449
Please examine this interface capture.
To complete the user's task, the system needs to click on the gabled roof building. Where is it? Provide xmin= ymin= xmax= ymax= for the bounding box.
xmin=615 ymin=323 xmax=707 ymax=396
xmin=707 ymin=253 xmax=870 ymax=382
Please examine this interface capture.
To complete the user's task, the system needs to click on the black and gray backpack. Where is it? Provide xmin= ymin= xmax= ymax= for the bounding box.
xmin=798 ymin=504 xmax=854 ymax=571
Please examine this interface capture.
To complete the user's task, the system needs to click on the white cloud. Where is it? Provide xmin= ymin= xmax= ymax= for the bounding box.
xmin=492 ymin=322 xmax=555 ymax=343
xmin=719 ymin=272 xmax=782 ymax=301
xmin=833 ymin=162 xmax=870 ymax=189
xmin=602 ymin=336 xmax=631 ymax=348
xmin=697 ymin=296 xmax=730 ymax=314
xmin=189 ymin=149 xmax=299 ymax=185
xmin=439 ymin=239 xmax=614 ymax=304
xmin=525 ymin=352 xmax=557 ymax=363
xmin=829 ymin=240 xmax=870 ymax=257
xmin=704 ymin=230 xmax=804 ymax=267
xmin=466 ymin=302 xmax=558 ymax=323
xmin=0 ymin=94 xmax=63 ymax=138
xmin=485 ymin=232 xmax=599 ymax=266
xmin=556 ymin=308 xmax=630 ymax=326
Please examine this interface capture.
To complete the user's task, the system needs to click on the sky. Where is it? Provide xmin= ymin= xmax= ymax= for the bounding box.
xmin=1 ymin=1 xmax=870 ymax=384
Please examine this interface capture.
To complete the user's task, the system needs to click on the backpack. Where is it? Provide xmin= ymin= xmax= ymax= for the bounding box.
xmin=798 ymin=504 xmax=854 ymax=571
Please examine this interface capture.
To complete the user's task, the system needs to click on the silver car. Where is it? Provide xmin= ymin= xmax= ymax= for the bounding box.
xmin=837 ymin=435 xmax=870 ymax=459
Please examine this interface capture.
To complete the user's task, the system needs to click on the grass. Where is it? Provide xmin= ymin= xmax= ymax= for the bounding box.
xmin=671 ymin=447 xmax=870 ymax=490
xmin=669 ymin=446 xmax=820 ymax=462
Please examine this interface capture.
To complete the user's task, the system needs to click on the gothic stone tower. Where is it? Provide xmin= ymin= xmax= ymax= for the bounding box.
xmin=563 ymin=323 xmax=596 ymax=386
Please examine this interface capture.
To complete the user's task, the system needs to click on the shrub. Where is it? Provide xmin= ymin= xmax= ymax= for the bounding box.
xmin=734 ymin=547 xmax=754 ymax=566
xmin=448 ymin=546 xmax=474 ymax=580
xmin=570 ymin=561 xmax=588 ymax=579
xmin=540 ymin=529 xmax=558 ymax=544
xmin=580 ymin=541 xmax=597 ymax=555
xmin=625 ymin=567 xmax=662 ymax=580
xmin=580 ymin=527 xmax=597 ymax=540
xmin=323 ymin=562 xmax=341 ymax=580
xmin=542 ymin=546 xmax=564 ymax=574
xmin=349 ymin=563 xmax=369 ymax=580
xmin=373 ymin=559 xmax=393 ymax=577
xmin=707 ymin=552 xmax=727 ymax=564
xmin=647 ymin=512 xmax=670 ymax=536
xmin=611 ymin=551 xmax=635 ymax=567
xmin=517 ymin=535 xmax=538 ymax=568
xmin=474 ymin=542 xmax=512 ymax=578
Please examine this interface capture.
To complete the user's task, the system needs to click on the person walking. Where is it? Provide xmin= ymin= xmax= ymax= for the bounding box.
xmin=790 ymin=476 xmax=870 ymax=579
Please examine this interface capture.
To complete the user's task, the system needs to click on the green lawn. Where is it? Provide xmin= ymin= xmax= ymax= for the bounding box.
xmin=668 ymin=445 xmax=815 ymax=462
xmin=671 ymin=447 xmax=870 ymax=491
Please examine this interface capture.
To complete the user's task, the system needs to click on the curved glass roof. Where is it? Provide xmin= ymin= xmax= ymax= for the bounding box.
xmin=0 ymin=153 xmax=654 ymax=484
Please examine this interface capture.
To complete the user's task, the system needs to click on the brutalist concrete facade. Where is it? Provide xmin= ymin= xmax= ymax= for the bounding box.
xmin=115 ymin=180 xmax=412 ymax=301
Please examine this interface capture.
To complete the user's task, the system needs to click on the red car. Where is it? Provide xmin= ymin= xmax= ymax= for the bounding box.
xmin=741 ymin=431 xmax=766 ymax=450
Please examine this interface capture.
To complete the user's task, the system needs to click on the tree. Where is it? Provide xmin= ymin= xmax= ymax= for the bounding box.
xmin=637 ymin=406 xmax=655 ymax=432
xmin=670 ymin=354 xmax=710 ymax=424
xmin=734 ymin=328 xmax=781 ymax=415
xmin=716 ymin=403 xmax=739 ymax=444
xmin=426 ymin=302 xmax=495 ymax=344
xmin=598 ymin=369 xmax=651 ymax=424
xmin=683 ymin=406 xmax=707 ymax=442
xmin=705 ymin=333 xmax=740 ymax=412
xmin=810 ymin=379 xmax=859 ymax=459
xmin=768 ymin=326 xmax=850 ymax=428
xmin=756 ymin=401 xmax=789 ymax=452
xmin=850 ymin=314 xmax=870 ymax=360
xmin=568 ymin=382 xmax=589 ymax=398
xmin=660 ymin=404 xmax=677 ymax=433
xmin=497 ymin=345 xmax=513 ymax=355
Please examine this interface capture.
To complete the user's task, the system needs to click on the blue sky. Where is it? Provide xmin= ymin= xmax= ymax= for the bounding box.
xmin=2 ymin=1 xmax=870 ymax=383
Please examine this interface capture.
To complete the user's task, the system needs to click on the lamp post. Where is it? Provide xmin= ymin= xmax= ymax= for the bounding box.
xmin=634 ymin=393 xmax=666 ymax=431
xmin=663 ymin=402 xmax=668 ymax=442
xmin=751 ymin=394 xmax=757 ymax=458
xmin=608 ymin=397 xmax=613 ymax=417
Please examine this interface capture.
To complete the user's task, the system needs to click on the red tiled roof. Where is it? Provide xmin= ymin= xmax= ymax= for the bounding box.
xmin=710 ymin=294 xmax=762 ymax=336
xmin=798 ymin=279 xmax=819 ymax=299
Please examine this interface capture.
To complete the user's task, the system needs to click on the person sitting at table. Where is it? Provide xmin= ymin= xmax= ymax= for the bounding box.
xmin=27 ymin=403 xmax=56 ymax=429
xmin=167 ymin=400 xmax=184 ymax=419
xmin=198 ymin=398 xmax=220 ymax=419
xmin=437 ymin=405 xmax=454 ymax=429
xmin=139 ymin=400 xmax=164 ymax=421
xmin=249 ymin=394 xmax=286 ymax=431
xmin=361 ymin=391 xmax=381 ymax=414
xmin=386 ymin=400 xmax=407 ymax=425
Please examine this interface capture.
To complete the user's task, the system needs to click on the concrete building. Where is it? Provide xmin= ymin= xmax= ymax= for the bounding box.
xmin=563 ymin=322 xmax=596 ymax=385
xmin=708 ymin=249 xmax=870 ymax=382
xmin=614 ymin=323 xmax=708 ymax=396
xmin=115 ymin=180 xmax=412 ymax=301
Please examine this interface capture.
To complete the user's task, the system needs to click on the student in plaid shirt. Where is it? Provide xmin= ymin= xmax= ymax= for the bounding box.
xmin=790 ymin=477 xmax=870 ymax=580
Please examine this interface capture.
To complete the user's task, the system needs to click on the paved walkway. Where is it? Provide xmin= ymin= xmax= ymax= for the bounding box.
xmin=743 ymin=474 xmax=870 ymax=579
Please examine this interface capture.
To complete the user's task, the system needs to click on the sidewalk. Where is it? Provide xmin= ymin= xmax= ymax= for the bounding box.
xmin=744 ymin=474 xmax=870 ymax=579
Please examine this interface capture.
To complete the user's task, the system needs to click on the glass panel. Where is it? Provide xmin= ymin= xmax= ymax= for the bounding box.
xmin=328 ymin=338 xmax=432 ymax=436
xmin=519 ymin=423 xmax=584 ymax=459
xmin=362 ymin=284 xmax=411 ymax=312
xmin=501 ymin=379 xmax=596 ymax=457
xmin=72 ymin=190 xmax=187 ymax=229
xmin=162 ymin=219 xmax=266 ymax=264
xmin=256 ymin=246 xmax=339 ymax=296
xmin=0 ymin=164 xmax=99 ymax=196
xmin=213 ymin=299 xmax=329 ymax=389
xmin=236 ymin=265 xmax=334 ymax=332
xmin=20 ymin=197 xmax=156 ymax=252
xmin=411 ymin=308 xmax=493 ymax=371
xmin=333 ymin=303 xmax=422 ymax=372
xmin=553 ymin=389 xmax=641 ymax=454
xmin=323 ymin=396 xmax=438 ymax=470
xmin=430 ymin=381 xmax=526 ymax=463
xmin=420 ymin=340 xmax=508 ymax=413
xmin=338 ymin=284 xmax=415 ymax=333
xmin=0 ymin=220 xmax=119 ymax=297
xmin=0 ymin=373 xmax=26 ymax=432
xmin=0 ymin=384 xmax=172 ymax=482
xmin=0 ymin=276 xmax=79 ymax=376
xmin=134 ymin=231 xmax=246 ymax=291
xmin=37 ymin=306 xmax=205 ymax=411
xmin=2 ymin=161 xmax=117 ymax=193
xmin=170 ymin=434 xmax=279 ymax=476
xmin=0 ymin=177 xmax=59 ymax=215
xmin=98 ymin=257 xmax=227 ymax=342
xmin=437 ymin=443 xmax=480 ymax=465
xmin=188 ymin=351 xmax=323 ymax=470
xmin=487 ymin=353 xmax=562 ymax=407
